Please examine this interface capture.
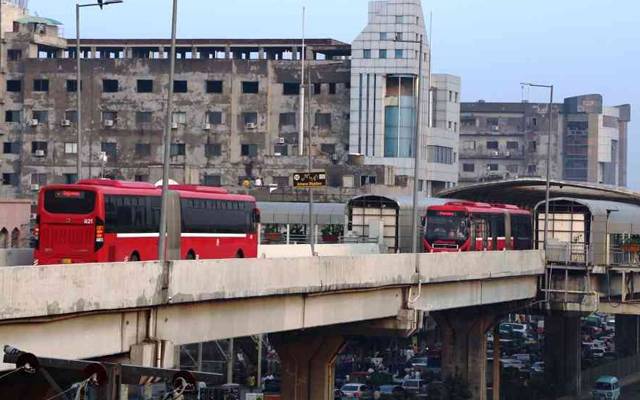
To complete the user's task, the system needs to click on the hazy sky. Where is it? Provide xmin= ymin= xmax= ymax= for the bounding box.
xmin=29 ymin=0 xmax=639 ymax=188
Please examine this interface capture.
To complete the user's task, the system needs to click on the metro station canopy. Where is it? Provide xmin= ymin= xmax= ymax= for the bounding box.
xmin=437 ymin=178 xmax=640 ymax=209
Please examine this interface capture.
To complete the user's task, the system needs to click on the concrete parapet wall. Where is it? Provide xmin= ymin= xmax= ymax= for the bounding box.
xmin=258 ymin=243 xmax=383 ymax=258
xmin=0 ymin=248 xmax=33 ymax=267
xmin=0 ymin=250 xmax=544 ymax=322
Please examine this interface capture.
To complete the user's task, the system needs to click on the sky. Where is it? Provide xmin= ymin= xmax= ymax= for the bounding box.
xmin=28 ymin=0 xmax=640 ymax=189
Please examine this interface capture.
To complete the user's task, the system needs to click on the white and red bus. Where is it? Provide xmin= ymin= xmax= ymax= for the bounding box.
xmin=423 ymin=201 xmax=532 ymax=252
xmin=33 ymin=179 xmax=259 ymax=265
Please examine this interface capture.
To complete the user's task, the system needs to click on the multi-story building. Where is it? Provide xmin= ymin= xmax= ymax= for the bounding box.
xmin=0 ymin=0 xmax=460 ymax=200
xmin=459 ymin=95 xmax=630 ymax=187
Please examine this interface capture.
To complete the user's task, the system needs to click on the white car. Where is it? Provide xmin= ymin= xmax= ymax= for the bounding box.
xmin=340 ymin=383 xmax=372 ymax=399
xmin=531 ymin=361 xmax=544 ymax=374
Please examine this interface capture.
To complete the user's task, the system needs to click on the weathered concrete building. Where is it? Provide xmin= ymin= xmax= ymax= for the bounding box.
xmin=459 ymin=96 xmax=631 ymax=187
xmin=0 ymin=0 xmax=460 ymax=199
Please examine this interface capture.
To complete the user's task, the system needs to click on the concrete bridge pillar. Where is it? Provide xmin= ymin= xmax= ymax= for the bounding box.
xmin=272 ymin=333 xmax=345 ymax=400
xmin=433 ymin=310 xmax=494 ymax=400
xmin=544 ymin=313 xmax=581 ymax=396
xmin=615 ymin=315 xmax=640 ymax=356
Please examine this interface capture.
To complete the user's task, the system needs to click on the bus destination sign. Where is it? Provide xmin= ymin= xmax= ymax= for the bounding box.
xmin=292 ymin=171 xmax=327 ymax=188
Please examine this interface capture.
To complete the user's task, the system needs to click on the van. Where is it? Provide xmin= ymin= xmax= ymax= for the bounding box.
xmin=592 ymin=376 xmax=621 ymax=400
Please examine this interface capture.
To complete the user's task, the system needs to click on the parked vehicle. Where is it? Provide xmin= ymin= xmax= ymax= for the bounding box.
xmin=401 ymin=379 xmax=425 ymax=394
xmin=378 ymin=384 xmax=406 ymax=399
xmin=591 ymin=376 xmax=621 ymax=400
xmin=341 ymin=383 xmax=372 ymax=399
xmin=531 ymin=361 xmax=544 ymax=374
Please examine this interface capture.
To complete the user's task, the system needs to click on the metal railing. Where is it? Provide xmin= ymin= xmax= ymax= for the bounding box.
xmin=609 ymin=247 xmax=640 ymax=267
xmin=545 ymin=242 xmax=591 ymax=265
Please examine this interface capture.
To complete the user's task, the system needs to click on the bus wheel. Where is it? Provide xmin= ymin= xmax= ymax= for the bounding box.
xmin=235 ymin=250 xmax=244 ymax=258
xmin=129 ymin=252 xmax=140 ymax=262
xmin=186 ymin=250 xmax=196 ymax=260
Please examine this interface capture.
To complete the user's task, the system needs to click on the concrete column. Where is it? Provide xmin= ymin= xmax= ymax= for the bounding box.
xmin=191 ymin=46 xmax=198 ymax=59
xmin=90 ymin=46 xmax=97 ymax=59
xmin=125 ymin=47 xmax=133 ymax=59
xmin=258 ymin=47 xmax=265 ymax=60
xmin=292 ymin=46 xmax=298 ymax=60
xmin=544 ymin=313 xmax=582 ymax=396
xmin=433 ymin=310 xmax=493 ymax=400
xmin=272 ymin=333 xmax=345 ymax=400
xmin=225 ymin=46 xmax=231 ymax=59
xmin=616 ymin=315 xmax=640 ymax=357
xmin=129 ymin=340 xmax=175 ymax=368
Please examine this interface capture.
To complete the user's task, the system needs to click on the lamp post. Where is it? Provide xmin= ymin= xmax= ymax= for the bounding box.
xmin=158 ymin=0 xmax=178 ymax=261
xmin=75 ymin=0 xmax=123 ymax=181
xmin=521 ymin=82 xmax=554 ymax=256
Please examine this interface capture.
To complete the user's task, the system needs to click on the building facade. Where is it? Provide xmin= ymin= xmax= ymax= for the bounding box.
xmin=0 ymin=0 xmax=460 ymax=200
xmin=459 ymin=96 xmax=630 ymax=187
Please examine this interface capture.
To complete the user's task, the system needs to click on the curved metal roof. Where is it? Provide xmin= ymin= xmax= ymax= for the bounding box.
xmin=15 ymin=16 xmax=63 ymax=26
xmin=347 ymin=194 xmax=450 ymax=210
xmin=438 ymin=179 xmax=640 ymax=209
xmin=257 ymin=202 xmax=345 ymax=225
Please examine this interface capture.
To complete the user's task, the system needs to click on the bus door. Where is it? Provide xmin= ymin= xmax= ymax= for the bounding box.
xmin=470 ymin=216 xmax=489 ymax=251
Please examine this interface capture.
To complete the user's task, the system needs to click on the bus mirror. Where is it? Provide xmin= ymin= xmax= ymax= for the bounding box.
xmin=252 ymin=208 xmax=261 ymax=224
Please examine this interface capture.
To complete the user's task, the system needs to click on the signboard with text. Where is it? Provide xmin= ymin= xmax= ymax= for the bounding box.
xmin=292 ymin=171 xmax=327 ymax=188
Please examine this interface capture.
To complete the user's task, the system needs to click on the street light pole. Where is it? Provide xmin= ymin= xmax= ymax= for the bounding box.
xmin=521 ymin=82 xmax=554 ymax=256
xmin=158 ymin=0 xmax=178 ymax=261
xmin=75 ymin=1 xmax=123 ymax=181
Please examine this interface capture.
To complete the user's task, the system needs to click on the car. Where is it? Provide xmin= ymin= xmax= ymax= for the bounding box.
xmin=501 ymin=358 xmax=528 ymax=371
xmin=511 ymin=353 xmax=532 ymax=364
xmin=340 ymin=383 xmax=372 ymax=399
xmin=378 ymin=384 xmax=406 ymax=399
xmin=335 ymin=388 xmax=343 ymax=400
xmin=531 ymin=361 xmax=544 ymax=374
xmin=591 ymin=348 xmax=605 ymax=358
xmin=592 ymin=375 xmax=621 ymax=399
xmin=401 ymin=379 xmax=425 ymax=394
xmin=409 ymin=356 xmax=429 ymax=368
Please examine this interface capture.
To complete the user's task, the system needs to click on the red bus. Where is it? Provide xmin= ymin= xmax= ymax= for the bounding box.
xmin=422 ymin=201 xmax=532 ymax=253
xmin=34 ymin=179 xmax=259 ymax=265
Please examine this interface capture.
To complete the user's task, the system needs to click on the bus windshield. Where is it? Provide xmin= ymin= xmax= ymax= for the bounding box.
xmin=44 ymin=189 xmax=96 ymax=214
xmin=425 ymin=210 xmax=469 ymax=243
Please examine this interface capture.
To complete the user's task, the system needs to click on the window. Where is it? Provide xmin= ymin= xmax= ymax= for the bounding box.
xmin=273 ymin=144 xmax=288 ymax=155
xmin=360 ymin=175 xmax=377 ymax=185
xmin=137 ymin=79 xmax=153 ymax=93
xmin=394 ymin=32 xmax=402 ymax=41
xmin=203 ymin=174 xmax=221 ymax=187
xmin=65 ymin=110 xmax=78 ymax=123
xmin=427 ymin=145 xmax=454 ymax=164
xmin=395 ymin=15 xmax=404 ymax=24
xmin=32 ymin=110 xmax=48 ymax=124
xmin=448 ymin=121 xmax=453 ymax=130
xmin=66 ymin=79 xmax=79 ymax=92
xmin=455 ymin=92 xmax=459 ymax=103
xmin=532 ymin=117 xmax=537 ymax=127
xmin=206 ymin=80 xmax=223 ymax=94
xmin=363 ymin=49 xmax=371 ymax=59
xmin=449 ymin=90 xmax=453 ymax=102
xmin=380 ymin=32 xmax=388 ymax=40
xmin=313 ymin=83 xmax=322 ymax=95
xmin=486 ymin=141 xmax=499 ymax=150
xmin=242 ymin=81 xmax=259 ymax=94
xmin=506 ymin=141 xmax=519 ymax=150
xmin=136 ymin=111 xmax=152 ymax=125
xmin=242 ymin=112 xmax=258 ymax=125
xmin=241 ymin=144 xmax=258 ymax=157
xmin=205 ymin=143 xmax=221 ymax=157
xmin=101 ymin=142 xmax=117 ymax=161
xmin=33 ymin=79 xmax=49 ymax=92
xmin=207 ymin=111 xmax=222 ymax=125
xmin=104 ymin=195 xmax=160 ymax=233
xmin=170 ymin=143 xmax=185 ymax=156
xmin=5 ymin=110 xmax=21 ymax=122
xmin=273 ymin=176 xmax=289 ymax=187
xmin=454 ymin=122 xmax=458 ymax=132
xmin=135 ymin=143 xmax=151 ymax=156
xmin=6 ymin=80 xmax=21 ymax=92
xmin=279 ymin=112 xmax=296 ymax=127
xmin=486 ymin=117 xmax=499 ymax=127
xmin=2 ymin=173 xmax=17 ymax=186
xmin=102 ymin=79 xmax=119 ymax=93
xmin=102 ymin=111 xmax=117 ymax=124
xmin=64 ymin=142 xmax=78 ymax=154
xmin=463 ymin=141 xmax=476 ymax=150
xmin=462 ymin=116 xmax=476 ymax=127
xmin=463 ymin=163 xmax=475 ymax=172
xmin=395 ymin=49 xmax=403 ymax=59
xmin=506 ymin=165 xmax=519 ymax=174
xmin=379 ymin=49 xmax=387 ymax=59
xmin=321 ymin=143 xmax=336 ymax=154
xmin=63 ymin=173 xmax=77 ymax=184
xmin=3 ymin=142 xmax=19 ymax=154
xmin=31 ymin=141 xmax=47 ymax=156
xmin=134 ymin=174 xmax=149 ymax=182
xmin=173 ymin=80 xmax=187 ymax=93
xmin=527 ymin=165 xmax=537 ymax=175
xmin=7 ymin=49 xmax=22 ymax=61
xmin=314 ymin=113 xmax=331 ymax=129
xmin=529 ymin=141 xmax=537 ymax=153
xmin=172 ymin=112 xmax=186 ymax=124
xmin=31 ymin=173 xmax=47 ymax=186
xmin=283 ymin=82 xmax=300 ymax=95
xmin=487 ymin=163 xmax=499 ymax=172
xmin=328 ymin=82 xmax=336 ymax=95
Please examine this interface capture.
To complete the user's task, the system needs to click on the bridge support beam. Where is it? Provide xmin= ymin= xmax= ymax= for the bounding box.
xmin=130 ymin=340 xmax=176 ymax=369
xmin=615 ymin=315 xmax=640 ymax=357
xmin=433 ymin=309 xmax=495 ymax=400
xmin=544 ymin=313 xmax=582 ymax=396
xmin=272 ymin=332 xmax=345 ymax=400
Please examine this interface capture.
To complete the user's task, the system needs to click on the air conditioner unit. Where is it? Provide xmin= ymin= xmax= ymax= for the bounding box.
xmin=61 ymin=119 xmax=71 ymax=127
xmin=34 ymin=149 xmax=45 ymax=157
xmin=171 ymin=121 xmax=179 ymax=129
xmin=491 ymin=151 xmax=499 ymax=157
xmin=505 ymin=151 xmax=511 ymax=157
xmin=274 ymin=152 xmax=282 ymax=157
xmin=29 ymin=119 xmax=39 ymax=126
xmin=245 ymin=122 xmax=257 ymax=130
xmin=203 ymin=123 xmax=211 ymax=130
xmin=30 ymin=184 xmax=40 ymax=191
xmin=492 ymin=126 xmax=499 ymax=131
xmin=103 ymin=119 xmax=114 ymax=127
xmin=277 ymin=137 xmax=286 ymax=144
